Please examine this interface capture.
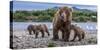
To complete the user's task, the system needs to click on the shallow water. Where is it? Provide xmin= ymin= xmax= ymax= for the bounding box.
xmin=12 ymin=22 xmax=97 ymax=32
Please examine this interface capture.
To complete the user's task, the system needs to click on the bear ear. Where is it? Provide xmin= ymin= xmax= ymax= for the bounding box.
xmin=58 ymin=7 xmax=62 ymax=10
xmin=69 ymin=8 xmax=73 ymax=12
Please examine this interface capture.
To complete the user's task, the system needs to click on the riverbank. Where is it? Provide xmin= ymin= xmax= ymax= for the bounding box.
xmin=11 ymin=30 xmax=97 ymax=49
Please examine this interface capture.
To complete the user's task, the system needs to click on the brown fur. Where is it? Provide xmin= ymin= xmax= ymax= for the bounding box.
xmin=52 ymin=6 xmax=73 ymax=41
xmin=27 ymin=24 xmax=50 ymax=38
xmin=70 ymin=24 xmax=85 ymax=41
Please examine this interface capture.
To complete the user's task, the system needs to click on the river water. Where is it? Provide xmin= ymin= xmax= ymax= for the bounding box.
xmin=12 ymin=22 xmax=97 ymax=32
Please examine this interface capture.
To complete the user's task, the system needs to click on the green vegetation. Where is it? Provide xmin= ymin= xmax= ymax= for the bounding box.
xmin=47 ymin=43 xmax=56 ymax=47
xmin=88 ymin=37 xmax=97 ymax=44
xmin=11 ymin=7 xmax=97 ymax=22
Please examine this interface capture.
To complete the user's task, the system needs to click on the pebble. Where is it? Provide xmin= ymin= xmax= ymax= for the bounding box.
xmin=12 ymin=33 xmax=97 ymax=49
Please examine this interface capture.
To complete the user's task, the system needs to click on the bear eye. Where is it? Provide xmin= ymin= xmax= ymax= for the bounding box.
xmin=65 ymin=10 xmax=70 ymax=14
xmin=59 ymin=11 xmax=63 ymax=15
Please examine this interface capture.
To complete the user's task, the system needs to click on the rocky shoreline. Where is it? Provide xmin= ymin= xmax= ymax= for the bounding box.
xmin=11 ymin=30 xmax=97 ymax=49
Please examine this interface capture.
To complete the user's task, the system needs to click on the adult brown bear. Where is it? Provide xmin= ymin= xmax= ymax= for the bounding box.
xmin=52 ymin=6 xmax=73 ymax=41
xmin=27 ymin=24 xmax=50 ymax=38
xmin=70 ymin=24 xmax=85 ymax=41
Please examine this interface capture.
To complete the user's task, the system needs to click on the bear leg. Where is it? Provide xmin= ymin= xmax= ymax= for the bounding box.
xmin=52 ymin=28 xmax=59 ymax=40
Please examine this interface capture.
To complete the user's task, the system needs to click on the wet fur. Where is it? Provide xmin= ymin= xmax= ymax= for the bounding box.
xmin=70 ymin=24 xmax=85 ymax=41
xmin=27 ymin=24 xmax=50 ymax=38
xmin=52 ymin=6 xmax=72 ymax=41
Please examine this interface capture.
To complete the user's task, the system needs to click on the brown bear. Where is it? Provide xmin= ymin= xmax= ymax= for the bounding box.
xmin=27 ymin=24 xmax=37 ymax=35
xmin=52 ymin=6 xmax=73 ymax=41
xmin=27 ymin=24 xmax=50 ymax=38
xmin=70 ymin=24 xmax=85 ymax=41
